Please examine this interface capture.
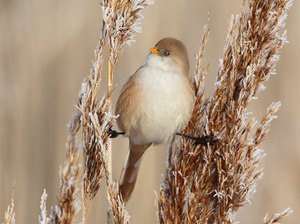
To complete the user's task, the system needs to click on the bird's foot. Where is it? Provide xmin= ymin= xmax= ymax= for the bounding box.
xmin=109 ymin=127 xmax=125 ymax=138
xmin=176 ymin=132 xmax=219 ymax=146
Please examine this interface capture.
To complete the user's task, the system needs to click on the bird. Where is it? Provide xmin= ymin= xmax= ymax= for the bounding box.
xmin=115 ymin=37 xmax=195 ymax=203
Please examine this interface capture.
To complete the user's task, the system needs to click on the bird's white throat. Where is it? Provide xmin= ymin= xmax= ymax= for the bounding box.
xmin=143 ymin=53 xmax=182 ymax=74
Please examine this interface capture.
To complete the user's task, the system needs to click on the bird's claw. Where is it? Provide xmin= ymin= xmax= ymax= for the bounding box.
xmin=193 ymin=135 xmax=219 ymax=146
xmin=176 ymin=132 xmax=219 ymax=146
xmin=109 ymin=127 xmax=125 ymax=138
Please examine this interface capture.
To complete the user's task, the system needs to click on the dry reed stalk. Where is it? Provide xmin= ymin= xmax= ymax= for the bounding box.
xmin=264 ymin=208 xmax=293 ymax=224
xmin=79 ymin=38 xmax=106 ymax=222
xmin=47 ymin=1 xmax=153 ymax=223
xmin=49 ymin=112 xmax=81 ymax=224
xmin=39 ymin=190 xmax=50 ymax=224
xmin=157 ymin=0 xmax=293 ymax=223
xmin=2 ymin=190 xmax=15 ymax=224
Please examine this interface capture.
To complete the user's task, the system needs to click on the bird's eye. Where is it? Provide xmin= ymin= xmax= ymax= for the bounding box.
xmin=164 ymin=50 xmax=171 ymax=56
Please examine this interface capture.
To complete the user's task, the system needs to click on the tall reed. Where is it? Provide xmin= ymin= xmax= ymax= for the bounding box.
xmin=50 ymin=0 xmax=153 ymax=223
xmin=157 ymin=0 xmax=293 ymax=223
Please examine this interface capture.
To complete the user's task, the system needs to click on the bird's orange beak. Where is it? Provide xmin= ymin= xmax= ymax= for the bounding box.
xmin=150 ymin=47 xmax=160 ymax=55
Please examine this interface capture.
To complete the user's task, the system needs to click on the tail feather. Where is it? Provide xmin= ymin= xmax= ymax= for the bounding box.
xmin=119 ymin=143 xmax=151 ymax=203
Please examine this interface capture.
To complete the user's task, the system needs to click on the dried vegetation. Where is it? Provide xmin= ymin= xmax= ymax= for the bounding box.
xmin=1 ymin=0 xmax=293 ymax=223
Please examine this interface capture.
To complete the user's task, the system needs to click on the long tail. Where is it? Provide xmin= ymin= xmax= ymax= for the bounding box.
xmin=119 ymin=142 xmax=151 ymax=203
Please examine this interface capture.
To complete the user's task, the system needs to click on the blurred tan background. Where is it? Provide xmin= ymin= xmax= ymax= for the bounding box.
xmin=0 ymin=0 xmax=299 ymax=223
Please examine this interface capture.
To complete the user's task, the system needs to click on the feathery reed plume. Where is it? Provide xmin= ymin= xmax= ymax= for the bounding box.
xmin=264 ymin=208 xmax=293 ymax=224
xmin=80 ymin=39 xmax=106 ymax=222
xmin=50 ymin=112 xmax=81 ymax=224
xmin=53 ymin=1 xmax=152 ymax=223
xmin=89 ymin=113 xmax=130 ymax=223
xmin=39 ymin=190 xmax=50 ymax=224
xmin=95 ymin=1 xmax=152 ymax=222
xmin=158 ymin=0 xmax=292 ymax=223
xmin=2 ymin=190 xmax=15 ymax=224
xmin=101 ymin=0 xmax=154 ymax=67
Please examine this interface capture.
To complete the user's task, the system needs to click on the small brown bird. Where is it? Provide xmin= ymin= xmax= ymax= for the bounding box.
xmin=115 ymin=37 xmax=195 ymax=202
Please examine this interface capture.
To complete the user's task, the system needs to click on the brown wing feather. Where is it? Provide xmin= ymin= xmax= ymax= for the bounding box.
xmin=115 ymin=71 xmax=141 ymax=136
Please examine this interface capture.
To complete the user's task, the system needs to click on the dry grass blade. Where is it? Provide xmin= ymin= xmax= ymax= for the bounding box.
xmin=50 ymin=112 xmax=81 ymax=224
xmin=39 ymin=189 xmax=50 ymax=224
xmin=264 ymin=208 xmax=293 ymax=224
xmin=2 ymin=190 xmax=15 ymax=224
xmin=158 ymin=0 xmax=293 ymax=223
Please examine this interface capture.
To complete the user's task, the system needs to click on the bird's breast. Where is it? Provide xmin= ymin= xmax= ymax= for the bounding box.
xmin=128 ymin=66 xmax=194 ymax=145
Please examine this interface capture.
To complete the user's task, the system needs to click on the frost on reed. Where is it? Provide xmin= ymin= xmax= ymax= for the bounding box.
xmin=157 ymin=0 xmax=293 ymax=223
xmin=44 ymin=1 xmax=152 ymax=224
